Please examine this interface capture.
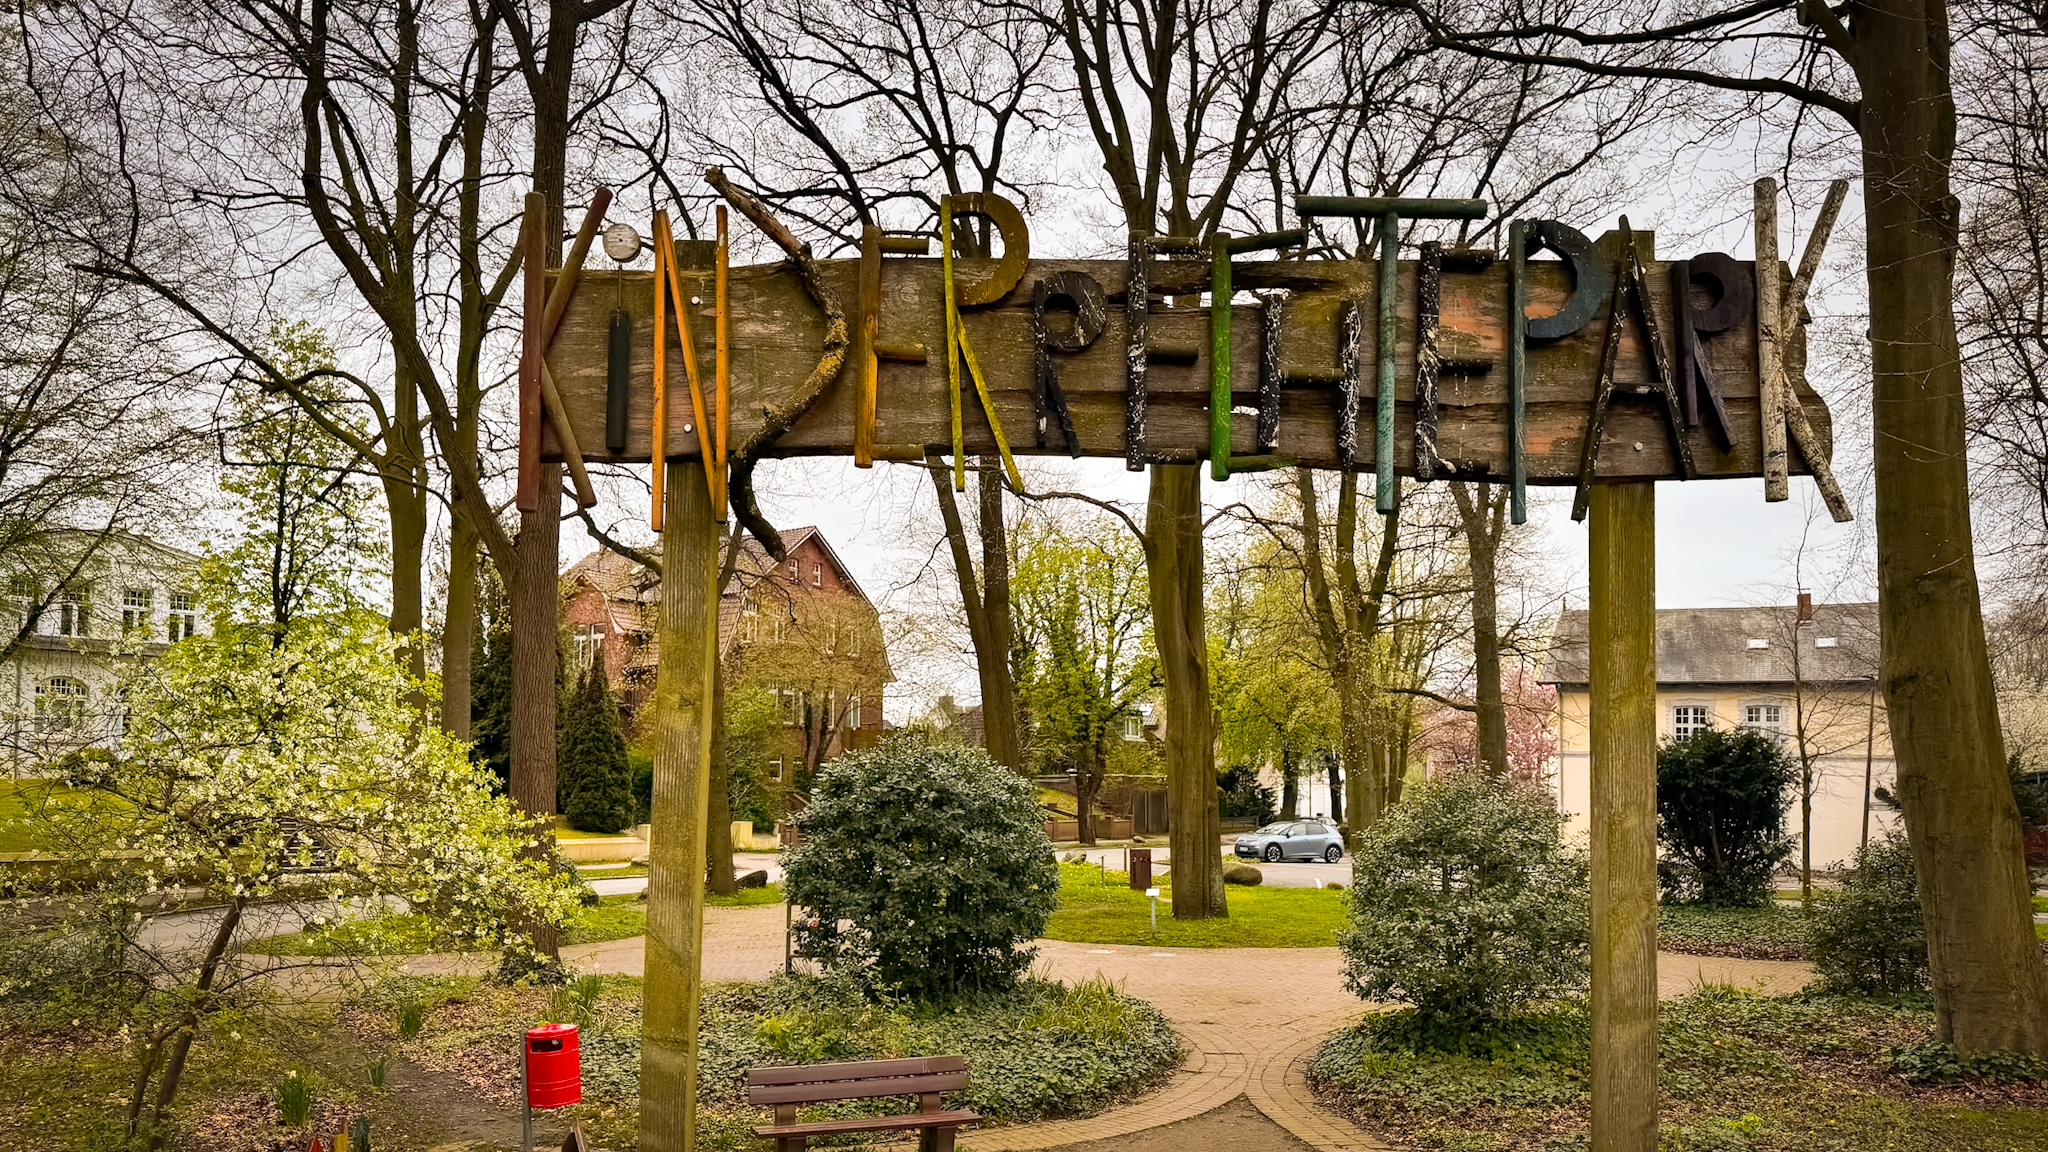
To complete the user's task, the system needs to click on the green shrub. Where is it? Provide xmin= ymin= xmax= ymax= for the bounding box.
xmin=1809 ymin=831 xmax=1928 ymax=995
xmin=559 ymin=657 xmax=632 ymax=833
xmin=783 ymin=736 xmax=1059 ymax=998
xmin=1339 ymin=770 xmax=1590 ymax=1027
xmin=1656 ymin=727 xmax=1796 ymax=907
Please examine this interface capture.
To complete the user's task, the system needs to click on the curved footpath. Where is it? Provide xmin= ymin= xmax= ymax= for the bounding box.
xmin=461 ymin=905 xmax=1815 ymax=1152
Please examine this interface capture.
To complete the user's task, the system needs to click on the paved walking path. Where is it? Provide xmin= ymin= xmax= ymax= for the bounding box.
xmin=507 ymin=906 xmax=1815 ymax=1152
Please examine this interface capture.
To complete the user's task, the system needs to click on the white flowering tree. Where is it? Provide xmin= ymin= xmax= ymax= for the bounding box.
xmin=30 ymin=607 xmax=580 ymax=1148
xmin=5 ymin=325 xmax=580 ymax=1149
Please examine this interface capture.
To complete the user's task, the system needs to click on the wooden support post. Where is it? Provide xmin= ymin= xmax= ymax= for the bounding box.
xmin=1587 ymin=482 xmax=1658 ymax=1152
xmin=640 ymin=459 xmax=717 ymax=1152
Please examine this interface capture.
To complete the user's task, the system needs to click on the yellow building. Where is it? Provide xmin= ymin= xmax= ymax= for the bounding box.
xmin=1540 ymin=598 xmax=1898 ymax=868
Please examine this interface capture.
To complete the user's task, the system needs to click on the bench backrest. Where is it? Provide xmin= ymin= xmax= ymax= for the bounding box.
xmin=746 ymin=1056 xmax=968 ymax=1108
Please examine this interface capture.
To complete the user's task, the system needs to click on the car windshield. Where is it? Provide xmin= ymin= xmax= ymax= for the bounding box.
xmin=1253 ymin=823 xmax=1292 ymax=835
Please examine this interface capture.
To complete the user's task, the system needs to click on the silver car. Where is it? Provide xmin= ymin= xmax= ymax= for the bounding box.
xmin=1233 ymin=820 xmax=1344 ymax=863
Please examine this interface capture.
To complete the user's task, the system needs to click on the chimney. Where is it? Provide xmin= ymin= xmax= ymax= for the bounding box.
xmin=1796 ymin=591 xmax=1813 ymax=623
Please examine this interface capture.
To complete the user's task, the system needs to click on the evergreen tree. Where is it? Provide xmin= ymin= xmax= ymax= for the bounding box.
xmin=560 ymin=655 xmax=632 ymax=833
xmin=470 ymin=569 xmax=513 ymax=794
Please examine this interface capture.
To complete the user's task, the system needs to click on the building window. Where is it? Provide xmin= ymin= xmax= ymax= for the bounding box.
xmin=740 ymin=596 xmax=759 ymax=642
xmin=787 ymin=559 xmax=799 ymax=581
xmin=1746 ymin=638 xmax=1770 ymax=649
xmin=1123 ymin=713 xmax=1143 ymax=740
xmin=1814 ymin=636 xmax=1839 ymax=648
xmin=769 ymin=610 xmax=788 ymax=642
xmin=574 ymin=623 xmax=607 ymax=670
xmin=1672 ymin=704 xmax=1712 ymax=740
xmin=777 ymin=688 xmax=797 ymax=725
xmin=811 ymin=563 xmax=823 ymax=588
xmin=56 ymin=590 xmax=87 ymax=637
xmin=848 ymin=693 xmax=863 ymax=729
xmin=1742 ymin=702 xmax=1785 ymax=737
xmin=168 ymin=593 xmax=197 ymax=641
xmin=768 ymin=756 xmax=784 ymax=781
xmin=7 ymin=575 xmax=35 ymax=626
xmin=123 ymin=589 xmax=152 ymax=631
xmin=36 ymin=676 xmax=86 ymax=732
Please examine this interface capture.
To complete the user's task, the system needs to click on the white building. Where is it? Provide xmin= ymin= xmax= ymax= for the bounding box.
xmin=3 ymin=530 xmax=202 ymax=776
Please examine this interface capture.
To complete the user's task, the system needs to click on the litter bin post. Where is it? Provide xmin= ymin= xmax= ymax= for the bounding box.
xmin=1128 ymin=848 xmax=1152 ymax=891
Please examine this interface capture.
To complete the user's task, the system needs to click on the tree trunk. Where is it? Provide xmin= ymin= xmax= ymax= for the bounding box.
xmin=1326 ymin=752 xmax=1343 ymax=825
xmin=706 ymin=666 xmax=737 ymax=896
xmin=1145 ymin=464 xmax=1225 ymax=919
xmin=929 ymin=457 xmax=1022 ymax=770
xmin=508 ymin=463 xmax=562 ymax=962
xmin=1077 ymin=738 xmax=1105 ymax=846
xmin=1281 ymin=749 xmax=1299 ymax=819
xmin=441 ymin=515 xmax=477 ymax=740
xmin=977 ymin=458 xmax=1022 ymax=769
xmin=642 ymin=461 xmax=716 ymax=1151
xmin=1859 ymin=1 xmax=2048 ymax=1055
xmin=1454 ymin=482 xmax=1510 ymax=776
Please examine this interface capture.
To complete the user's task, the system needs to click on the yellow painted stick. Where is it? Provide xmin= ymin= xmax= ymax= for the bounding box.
xmin=953 ymin=322 xmax=1024 ymax=491
xmin=657 ymin=213 xmax=720 ymax=517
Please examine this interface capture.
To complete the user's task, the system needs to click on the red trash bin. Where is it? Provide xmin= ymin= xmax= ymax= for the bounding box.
xmin=525 ymin=1024 xmax=581 ymax=1109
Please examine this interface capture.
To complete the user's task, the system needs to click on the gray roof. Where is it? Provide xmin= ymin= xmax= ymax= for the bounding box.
xmin=1540 ymin=602 xmax=1879 ymax=688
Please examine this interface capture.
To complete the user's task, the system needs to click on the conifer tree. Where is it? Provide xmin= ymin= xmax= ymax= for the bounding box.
xmin=560 ymin=655 xmax=631 ymax=833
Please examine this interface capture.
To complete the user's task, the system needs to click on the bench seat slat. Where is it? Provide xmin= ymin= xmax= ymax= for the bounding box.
xmin=753 ymin=1109 xmax=979 ymax=1139
xmin=747 ymin=1056 xmax=967 ymax=1086
xmin=749 ymin=1072 xmax=965 ymax=1106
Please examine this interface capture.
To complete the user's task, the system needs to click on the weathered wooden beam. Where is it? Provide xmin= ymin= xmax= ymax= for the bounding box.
xmin=541 ymin=244 xmax=1832 ymax=486
xmin=1754 ymin=179 xmax=1790 ymax=502
xmin=1588 ymin=482 xmax=1658 ymax=1152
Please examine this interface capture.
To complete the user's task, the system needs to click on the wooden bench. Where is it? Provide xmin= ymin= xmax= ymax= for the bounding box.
xmin=748 ymin=1056 xmax=979 ymax=1151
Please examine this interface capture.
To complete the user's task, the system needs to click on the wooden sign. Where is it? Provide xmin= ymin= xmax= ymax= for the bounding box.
xmin=535 ymin=200 xmax=1837 ymax=500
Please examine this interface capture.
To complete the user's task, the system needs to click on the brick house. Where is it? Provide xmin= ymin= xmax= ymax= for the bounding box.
xmin=561 ymin=526 xmax=891 ymax=775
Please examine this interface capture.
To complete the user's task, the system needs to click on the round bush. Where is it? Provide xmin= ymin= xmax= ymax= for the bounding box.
xmin=1340 ymin=771 xmax=1590 ymax=1027
xmin=784 ymin=737 xmax=1060 ymax=998
xmin=1809 ymin=831 xmax=1928 ymax=995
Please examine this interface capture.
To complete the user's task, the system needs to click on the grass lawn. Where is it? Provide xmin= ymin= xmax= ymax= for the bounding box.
xmin=246 ymin=894 xmax=653 ymax=955
xmin=1043 ymin=860 xmax=1347 ymax=948
xmin=1312 ymin=987 xmax=2048 ymax=1152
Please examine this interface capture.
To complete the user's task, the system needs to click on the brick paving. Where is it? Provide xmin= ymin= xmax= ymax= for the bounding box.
xmin=432 ymin=905 xmax=1818 ymax=1152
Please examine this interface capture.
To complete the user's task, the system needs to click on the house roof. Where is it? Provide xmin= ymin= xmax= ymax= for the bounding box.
xmin=1540 ymin=602 xmax=1880 ymax=688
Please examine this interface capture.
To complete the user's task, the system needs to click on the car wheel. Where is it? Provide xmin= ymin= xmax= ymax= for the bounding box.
xmin=1324 ymin=845 xmax=1342 ymax=863
xmin=1264 ymin=844 xmax=1282 ymax=863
